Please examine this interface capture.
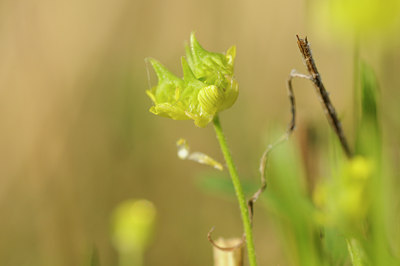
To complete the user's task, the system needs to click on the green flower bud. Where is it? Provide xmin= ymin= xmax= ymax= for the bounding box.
xmin=146 ymin=33 xmax=239 ymax=127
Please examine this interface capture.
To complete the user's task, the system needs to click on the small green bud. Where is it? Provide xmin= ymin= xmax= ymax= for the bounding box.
xmin=146 ymin=33 xmax=239 ymax=127
xmin=111 ymin=199 xmax=157 ymax=254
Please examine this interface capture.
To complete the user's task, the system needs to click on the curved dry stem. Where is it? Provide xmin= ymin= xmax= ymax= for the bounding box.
xmin=247 ymin=70 xmax=300 ymax=222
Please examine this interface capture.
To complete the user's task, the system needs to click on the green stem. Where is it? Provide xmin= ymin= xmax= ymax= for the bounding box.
xmin=212 ymin=115 xmax=257 ymax=266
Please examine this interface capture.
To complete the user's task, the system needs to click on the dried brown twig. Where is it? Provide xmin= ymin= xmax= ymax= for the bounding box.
xmin=209 ymin=35 xmax=353 ymax=252
xmin=247 ymin=56 xmax=300 ymax=223
xmin=209 ymin=40 xmax=299 ymax=252
xmin=251 ymin=35 xmax=354 ymax=217
xmin=295 ymin=35 xmax=352 ymax=158
xmin=253 ymin=36 xmax=354 ymax=208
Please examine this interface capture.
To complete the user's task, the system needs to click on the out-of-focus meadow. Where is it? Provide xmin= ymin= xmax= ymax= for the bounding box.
xmin=1 ymin=0 xmax=400 ymax=265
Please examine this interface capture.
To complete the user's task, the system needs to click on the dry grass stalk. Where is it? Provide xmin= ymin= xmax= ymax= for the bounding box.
xmin=213 ymin=238 xmax=243 ymax=266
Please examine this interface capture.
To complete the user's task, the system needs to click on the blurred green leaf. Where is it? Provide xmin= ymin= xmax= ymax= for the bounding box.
xmin=195 ymin=171 xmax=257 ymax=198
xmin=353 ymin=61 xmax=400 ymax=265
xmin=260 ymin=135 xmax=323 ymax=266
xmin=355 ymin=61 xmax=380 ymax=157
xmin=360 ymin=63 xmax=378 ymax=121
xmin=322 ymin=228 xmax=349 ymax=265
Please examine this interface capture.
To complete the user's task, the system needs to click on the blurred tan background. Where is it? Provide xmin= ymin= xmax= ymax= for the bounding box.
xmin=0 ymin=0 xmax=399 ymax=265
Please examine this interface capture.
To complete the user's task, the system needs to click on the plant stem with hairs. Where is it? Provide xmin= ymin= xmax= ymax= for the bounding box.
xmin=213 ymin=115 xmax=257 ymax=266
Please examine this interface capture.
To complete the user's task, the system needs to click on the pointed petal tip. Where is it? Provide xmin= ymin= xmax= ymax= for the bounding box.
xmin=146 ymin=57 xmax=162 ymax=70
xmin=190 ymin=31 xmax=196 ymax=42
xmin=190 ymin=32 xmax=204 ymax=51
xmin=147 ymin=58 xmax=169 ymax=74
xmin=181 ymin=56 xmax=196 ymax=81
xmin=226 ymin=45 xmax=236 ymax=65
xmin=146 ymin=57 xmax=157 ymax=65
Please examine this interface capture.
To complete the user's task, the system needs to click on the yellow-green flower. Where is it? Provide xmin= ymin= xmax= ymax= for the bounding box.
xmin=146 ymin=33 xmax=238 ymax=127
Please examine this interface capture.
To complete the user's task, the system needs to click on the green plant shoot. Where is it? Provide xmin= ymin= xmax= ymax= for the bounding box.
xmin=147 ymin=33 xmax=258 ymax=266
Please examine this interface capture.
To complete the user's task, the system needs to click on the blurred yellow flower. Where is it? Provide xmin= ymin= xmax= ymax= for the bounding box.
xmin=312 ymin=156 xmax=373 ymax=231
xmin=347 ymin=156 xmax=373 ymax=181
xmin=313 ymin=0 xmax=400 ymax=37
